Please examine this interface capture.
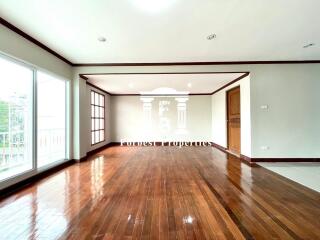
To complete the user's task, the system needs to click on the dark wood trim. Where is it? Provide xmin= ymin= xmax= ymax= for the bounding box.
xmin=86 ymin=81 xmax=112 ymax=95
xmin=211 ymin=142 xmax=254 ymax=166
xmin=87 ymin=142 xmax=117 ymax=157
xmin=251 ymin=157 xmax=320 ymax=163
xmin=80 ymin=72 xmax=249 ymax=76
xmin=189 ymin=93 xmax=212 ymax=96
xmin=211 ymin=142 xmax=227 ymax=152
xmin=111 ymin=94 xmax=141 ymax=96
xmin=80 ymin=75 xmax=89 ymax=80
xmin=77 ymin=155 xmax=88 ymax=162
xmin=113 ymin=94 xmax=209 ymax=96
xmin=240 ymin=154 xmax=253 ymax=163
xmin=0 ymin=17 xmax=72 ymax=65
xmin=73 ymin=61 xmax=320 ymax=67
xmin=81 ymin=72 xmax=249 ymax=96
xmin=240 ymin=155 xmax=320 ymax=163
xmin=0 ymin=160 xmax=75 ymax=200
xmin=211 ymin=72 xmax=249 ymax=95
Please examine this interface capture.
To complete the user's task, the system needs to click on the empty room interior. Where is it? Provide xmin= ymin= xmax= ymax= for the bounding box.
xmin=0 ymin=1 xmax=320 ymax=239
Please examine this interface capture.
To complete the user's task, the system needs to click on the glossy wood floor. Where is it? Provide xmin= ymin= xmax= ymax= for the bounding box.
xmin=1 ymin=146 xmax=320 ymax=240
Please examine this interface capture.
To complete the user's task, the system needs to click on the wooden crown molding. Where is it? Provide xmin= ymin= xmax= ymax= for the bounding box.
xmin=0 ymin=17 xmax=72 ymax=65
xmin=86 ymin=81 xmax=112 ymax=95
xmin=2 ymin=17 xmax=320 ymax=67
xmin=81 ymin=71 xmax=249 ymax=96
xmin=73 ymin=60 xmax=320 ymax=67
xmin=211 ymin=72 xmax=249 ymax=95
xmin=80 ymin=71 xmax=249 ymax=76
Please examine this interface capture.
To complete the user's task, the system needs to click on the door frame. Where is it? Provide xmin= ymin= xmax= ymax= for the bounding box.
xmin=226 ymin=85 xmax=241 ymax=153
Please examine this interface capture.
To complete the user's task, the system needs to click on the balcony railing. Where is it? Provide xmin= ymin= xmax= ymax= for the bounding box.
xmin=0 ymin=128 xmax=65 ymax=174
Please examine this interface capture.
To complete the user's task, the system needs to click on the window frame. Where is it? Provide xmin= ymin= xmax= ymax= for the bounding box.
xmin=0 ymin=52 xmax=70 ymax=190
xmin=90 ymin=90 xmax=105 ymax=145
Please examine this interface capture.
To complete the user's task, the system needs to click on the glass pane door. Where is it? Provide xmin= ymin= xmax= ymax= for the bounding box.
xmin=37 ymin=71 xmax=66 ymax=167
xmin=0 ymin=57 xmax=34 ymax=181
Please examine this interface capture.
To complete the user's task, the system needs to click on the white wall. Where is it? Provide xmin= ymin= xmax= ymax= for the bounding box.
xmin=251 ymin=65 xmax=320 ymax=158
xmin=111 ymin=95 xmax=212 ymax=142
xmin=74 ymin=63 xmax=320 ymax=159
xmin=211 ymin=75 xmax=252 ymax=157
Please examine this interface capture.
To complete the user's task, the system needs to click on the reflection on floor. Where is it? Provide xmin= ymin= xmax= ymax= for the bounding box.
xmin=1 ymin=146 xmax=320 ymax=239
xmin=258 ymin=162 xmax=320 ymax=192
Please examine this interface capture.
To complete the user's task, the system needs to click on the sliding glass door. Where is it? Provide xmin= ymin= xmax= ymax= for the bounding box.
xmin=37 ymin=71 xmax=66 ymax=167
xmin=0 ymin=57 xmax=34 ymax=181
xmin=0 ymin=54 xmax=68 ymax=186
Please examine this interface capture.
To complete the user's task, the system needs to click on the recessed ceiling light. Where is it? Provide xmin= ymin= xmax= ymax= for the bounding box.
xmin=207 ymin=34 xmax=217 ymax=40
xmin=303 ymin=43 xmax=315 ymax=48
xmin=187 ymin=83 xmax=192 ymax=88
xmin=98 ymin=37 xmax=107 ymax=42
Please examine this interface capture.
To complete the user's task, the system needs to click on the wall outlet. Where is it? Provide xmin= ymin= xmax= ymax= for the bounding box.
xmin=260 ymin=146 xmax=269 ymax=150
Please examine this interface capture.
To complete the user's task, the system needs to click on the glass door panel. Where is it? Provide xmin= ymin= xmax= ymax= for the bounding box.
xmin=0 ymin=57 xmax=33 ymax=181
xmin=37 ymin=71 xmax=66 ymax=167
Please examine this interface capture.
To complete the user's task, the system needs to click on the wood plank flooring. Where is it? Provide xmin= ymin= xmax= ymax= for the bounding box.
xmin=0 ymin=146 xmax=319 ymax=240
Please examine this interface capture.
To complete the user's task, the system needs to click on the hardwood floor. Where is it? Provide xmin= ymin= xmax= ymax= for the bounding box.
xmin=0 ymin=146 xmax=319 ymax=240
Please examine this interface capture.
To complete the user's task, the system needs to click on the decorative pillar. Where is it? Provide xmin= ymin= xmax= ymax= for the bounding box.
xmin=140 ymin=97 xmax=154 ymax=133
xmin=175 ymin=97 xmax=189 ymax=135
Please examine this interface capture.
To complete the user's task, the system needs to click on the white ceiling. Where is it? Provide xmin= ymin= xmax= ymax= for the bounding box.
xmin=85 ymin=73 xmax=244 ymax=94
xmin=1 ymin=0 xmax=319 ymax=63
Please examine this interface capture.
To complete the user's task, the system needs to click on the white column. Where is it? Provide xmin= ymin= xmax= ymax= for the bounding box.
xmin=175 ymin=97 xmax=189 ymax=135
xmin=140 ymin=97 xmax=154 ymax=134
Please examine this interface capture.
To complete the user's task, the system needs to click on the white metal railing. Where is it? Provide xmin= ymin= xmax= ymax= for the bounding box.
xmin=0 ymin=128 xmax=65 ymax=173
xmin=0 ymin=130 xmax=25 ymax=171
xmin=37 ymin=128 xmax=65 ymax=166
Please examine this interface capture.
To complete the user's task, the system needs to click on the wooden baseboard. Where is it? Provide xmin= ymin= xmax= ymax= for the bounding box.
xmin=211 ymin=142 xmax=227 ymax=152
xmin=240 ymin=154 xmax=253 ymax=163
xmin=76 ymin=142 xmax=119 ymax=162
xmin=240 ymin=154 xmax=320 ymax=163
xmin=250 ymin=158 xmax=320 ymax=163
xmin=210 ymin=143 xmax=320 ymax=163
xmin=87 ymin=142 xmax=117 ymax=156
xmin=210 ymin=143 xmax=254 ymax=166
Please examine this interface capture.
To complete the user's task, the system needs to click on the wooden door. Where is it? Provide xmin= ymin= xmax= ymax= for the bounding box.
xmin=227 ymin=86 xmax=241 ymax=154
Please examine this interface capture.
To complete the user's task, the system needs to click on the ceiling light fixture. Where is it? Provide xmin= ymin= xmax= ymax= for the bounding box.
xmin=187 ymin=83 xmax=192 ymax=88
xmin=129 ymin=83 xmax=134 ymax=88
xmin=303 ymin=43 xmax=315 ymax=48
xmin=207 ymin=34 xmax=217 ymax=40
xmin=98 ymin=37 xmax=107 ymax=42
